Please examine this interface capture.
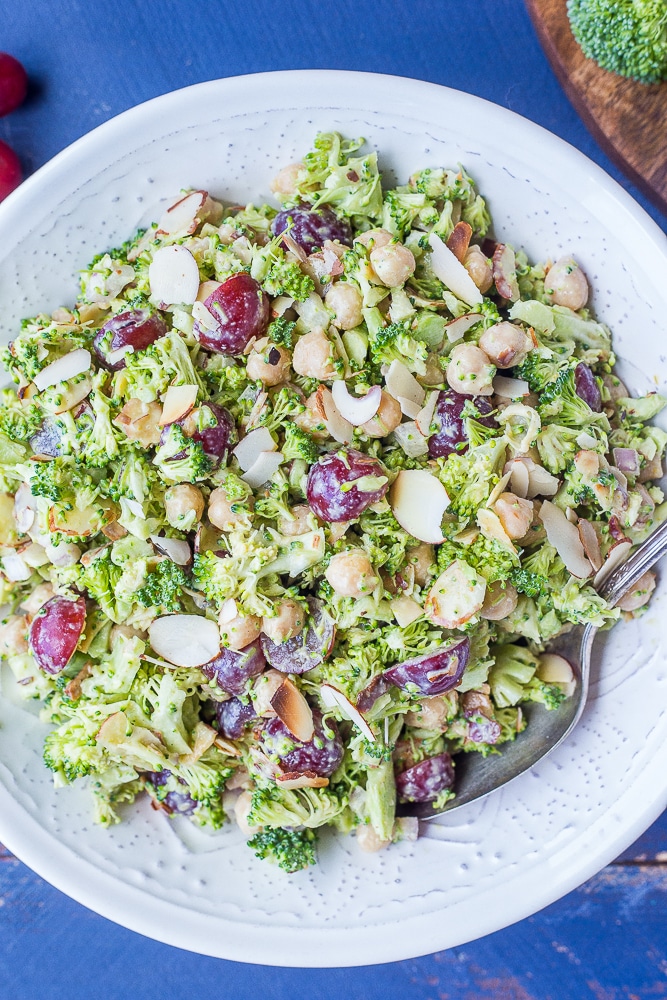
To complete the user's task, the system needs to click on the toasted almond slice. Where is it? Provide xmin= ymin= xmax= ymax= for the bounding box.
xmin=241 ymin=451 xmax=284 ymax=488
xmin=232 ymin=426 xmax=277 ymax=471
xmin=275 ymin=771 xmax=329 ymax=790
xmin=157 ymin=190 xmax=208 ymax=235
xmin=539 ymin=500 xmax=592 ymax=579
xmin=492 ymin=243 xmax=520 ymax=301
xmin=179 ymin=721 xmax=217 ymax=765
xmin=537 ymin=653 xmax=576 ymax=697
xmin=271 ymin=678 xmax=314 ymax=743
xmin=331 ymin=381 xmax=381 ymax=426
xmin=2 ymin=552 xmax=31 ymax=581
xmin=384 ymin=359 xmax=426 ymax=407
xmin=320 ymin=683 xmax=376 ymax=741
xmin=33 ymin=349 xmax=92 ymax=393
xmin=504 ymin=458 xmax=530 ymax=499
xmin=51 ymin=375 xmax=93 ymax=414
xmin=149 ymin=535 xmax=192 ymax=566
xmin=390 ymin=469 xmax=450 ymax=544
xmin=493 ymin=375 xmax=530 ymax=398
xmin=159 ymin=384 xmax=198 ymax=426
xmin=444 ymin=313 xmax=484 ymax=344
xmin=593 ymin=539 xmax=633 ymax=589
xmin=389 ymin=594 xmax=424 ymax=628
xmin=13 ymin=482 xmax=35 ymax=534
xmin=577 ymin=519 xmax=602 ymax=572
xmin=415 ymin=390 xmax=438 ymax=437
xmin=320 ymin=386 xmax=354 ymax=444
xmin=525 ymin=462 xmax=559 ymax=499
xmin=429 ymin=233 xmax=483 ymax=307
xmin=214 ymin=737 xmax=243 ymax=757
xmin=80 ymin=543 xmax=111 ymax=568
xmin=396 ymin=395 xmax=422 ymax=419
xmin=148 ymin=614 xmax=220 ymax=668
xmin=197 ymin=279 xmax=222 ymax=302
xmin=101 ymin=520 xmax=127 ymax=541
xmin=486 ymin=471 xmax=512 ymax=508
xmin=477 ymin=507 xmax=517 ymax=553
xmin=446 ymin=221 xmax=473 ymax=262
xmin=149 ymin=245 xmax=200 ymax=306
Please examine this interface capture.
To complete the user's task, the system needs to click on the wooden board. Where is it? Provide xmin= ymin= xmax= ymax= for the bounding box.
xmin=525 ymin=0 xmax=667 ymax=218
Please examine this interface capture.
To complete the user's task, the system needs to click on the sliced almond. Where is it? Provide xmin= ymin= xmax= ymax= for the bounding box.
xmin=197 ymin=279 xmax=222 ymax=302
xmin=486 ymin=471 xmax=512 ymax=508
xmin=148 ymin=614 xmax=220 ymax=668
xmin=446 ymin=221 xmax=473 ymax=262
xmin=493 ymin=375 xmax=530 ymax=398
xmin=241 ymin=450 xmax=284 ymax=488
xmin=444 ymin=313 xmax=483 ymax=344
xmin=593 ymin=540 xmax=632 ymax=590
xmin=539 ymin=500 xmax=592 ymax=579
xmin=101 ymin=520 xmax=128 ymax=541
xmin=396 ymin=395 xmax=421 ymax=419
xmin=429 ymin=233 xmax=483 ymax=307
xmin=179 ymin=721 xmax=217 ymax=765
xmin=573 ymin=449 xmax=600 ymax=479
xmin=390 ymin=469 xmax=450 ymax=544
xmin=148 ymin=245 xmax=200 ymax=306
xmin=271 ymin=678 xmax=314 ymax=743
xmin=13 ymin=482 xmax=36 ymax=534
xmin=577 ymin=519 xmax=602 ymax=572
xmin=415 ymin=390 xmax=438 ymax=437
xmin=149 ymin=535 xmax=192 ymax=566
xmin=157 ymin=190 xmax=209 ymax=236
xmin=477 ymin=507 xmax=517 ymax=553
xmin=275 ymin=771 xmax=329 ymax=790
xmin=504 ymin=458 xmax=530 ymax=499
xmin=232 ymin=426 xmax=277 ymax=471
xmin=389 ymin=594 xmax=424 ymax=628
xmin=384 ymin=359 xmax=426 ymax=407
xmin=33 ymin=349 xmax=92 ymax=393
xmin=2 ymin=552 xmax=32 ymax=582
xmin=492 ymin=243 xmax=520 ymax=301
xmin=320 ymin=683 xmax=376 ymax=741
xmin=331 ymin=381 xmax=381 ymax=426
xmin=537 ymin=653 xmax=576 ymax=697
xmin=51 ymin=375 xmax=93 ymax=415
xmin=320 ymin=386 xmax=354 ymax=444
xmin=159 ymin=384 xmax=198 ymax=426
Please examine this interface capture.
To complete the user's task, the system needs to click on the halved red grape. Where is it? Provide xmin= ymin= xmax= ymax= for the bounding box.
xmin=262 ymin=709 xmax=343 ymax=777
xmin=29 ymin=596 xmax=86 ymax=674
xmin=271 ymin=206 xmax=353 ymax=254
xmin=0 ymin=53 xmax=28 ymax=118
xmin=93 ymin=309 xmax=167 ymax=370
xmin=195 ymin=272 xmax=269 ymax=355
xmin=0 ymin=139 xmax=21 ymax=201
xmin=143 ymin=771 xmax=196 ymax=815
xmin=188 ymin=403 xmax=235 ymax=465
xmin=261 ymin=598 xmax=335 ymax=674
xmin=428 ymin=389 xmax=497 ymax=459
xmin=574 ymin=363 xmax=602 ymax=413
xmin=356 ymin=638 xmax=470 ymax=712
xmin=466 ymin=715 xmax=502 ymax=745
xmin=200 ymin=640 xmax=265 ymax=695
xmin=216 ymin=696 xmax=257 ymax=739
xmin=306 ymin=448 xmax=388 ymax=522
xmin=396 ymin=753 xmax=455 ymax=802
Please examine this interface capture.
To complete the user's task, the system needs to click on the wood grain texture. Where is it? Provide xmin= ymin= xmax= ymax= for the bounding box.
xmin=525 ymin=0 xmax=667 ymax=217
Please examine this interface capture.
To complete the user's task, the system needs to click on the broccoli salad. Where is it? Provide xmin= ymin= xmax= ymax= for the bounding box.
xmin=0 ymin=132 xmax=664 ymax=874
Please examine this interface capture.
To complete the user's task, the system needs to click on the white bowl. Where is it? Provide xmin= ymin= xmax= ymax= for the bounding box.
xmin=1 ymin=70 xmax=666 ymax=967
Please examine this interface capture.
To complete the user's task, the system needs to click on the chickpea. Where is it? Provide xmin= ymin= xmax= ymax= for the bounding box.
xmin=164 ymin=484 xmax=205 ymax=529
xmin=463 ymin=245 xmax=493 ymax=293
xmin=406 ymin=543 xmax=435 ymax=588
xmin=277 ymin=503 xmax=312 ymax=536
xmin=234 ymin=789 xmax=261 ymax=836
xmin=20 ymin=583 xmax=54 ymax=617
xmin=113 ymin=398 xmax=162 ymax=448
xmin=262 ymin=599 xmax=305 ymax=644
xmin=208 ymin=486 xmax=253 ymax=531
xmin=253 ymin=669 xmax=285 ymax=717
xmin=219 ymin=612 xmax=262 ymax=651
xmin=544 ymin=256 xmax=589 ymax=310
xmin=44 ymin=541 xmax=81 ymax=568
xmin=446 ymin=343 xmax=495 ymax=395
xmin=478 ymin=322 xmax=532 ymax=369
xmin=356 ymin=824 xmax=391 ymax=853
xmin=325 ymin=549 xmax=377 ymax=598
xmin=480 ymin=580 xmax=518 ymax=621
xmin=493 ymin=492 xmax=534 ymax=540
xmin=405 ymin=695 xmax=450 ymax=730
xmin=461 ymin=689 xmax=494 ymax=718
xmin=245 ymin=344 xmax=292 ymax=386
xmin=292 ymin=328 xmax=337 ymax=380
xmin=325 ymin=282 xmax=364 ymax=331
xmin=269 ymin=162 xmax=303 ymax=199
xmin=369 ymin=242 xmax=416 ymax=287
xmin=294 ymin=392 xmax=330 ymax=441
xmin=354 ymin=228 xmax=393 ymax=250
xmin=0 ymin=614 xmax=29 ymax=655
xmin=360 ymin=391 xmax=402 ymax=438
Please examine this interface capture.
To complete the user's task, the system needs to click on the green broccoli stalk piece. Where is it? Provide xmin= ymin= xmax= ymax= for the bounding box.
xmin=136 ymin=559 xmax=189 ymax=613
xmin=247 ymin=783 xmax=348 ymax=830
xmin=153 ymin=423 xmax=213 ymax=483
xmin=247 ymin=827 xmax=317 ymax=873
xmin=363 ymin=759 xmax=396 ymax=843
xmin=281 ymin=423 xmax=319 ymax=463
xmin=567 ymin=0 xmax=667 ymax=83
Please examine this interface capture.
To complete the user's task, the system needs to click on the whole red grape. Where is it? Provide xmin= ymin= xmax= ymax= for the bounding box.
xmin=0 ymin=53 xmax=27 ymax=118
xmin=0 ymin=140 xmax=21 ymax=201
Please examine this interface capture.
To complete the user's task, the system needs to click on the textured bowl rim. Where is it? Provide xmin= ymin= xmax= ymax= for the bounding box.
xmin=0 ymin=69 xmax=666 ymax=967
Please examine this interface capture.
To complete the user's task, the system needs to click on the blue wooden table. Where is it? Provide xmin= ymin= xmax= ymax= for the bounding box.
xmin=2 ymin=2 xmax=667 ymax=996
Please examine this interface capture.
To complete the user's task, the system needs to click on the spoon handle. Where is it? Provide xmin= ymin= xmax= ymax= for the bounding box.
xmin=599 ymin=518 xmax=667 ymax=606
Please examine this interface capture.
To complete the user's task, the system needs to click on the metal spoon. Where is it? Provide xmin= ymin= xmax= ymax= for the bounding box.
xmin=401 ymin=518 xmax=667 ymax=820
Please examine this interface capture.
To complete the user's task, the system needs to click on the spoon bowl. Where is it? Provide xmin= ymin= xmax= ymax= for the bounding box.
xmin=402 ymin=518 xmax=667 ymax=820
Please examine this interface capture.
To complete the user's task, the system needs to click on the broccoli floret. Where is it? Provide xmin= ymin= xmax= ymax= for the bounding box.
xmin=522 ymin=678 xmax=567 ymax=711
xmin=79 ymin=548 xmax=132 ymax=623
xmin=368 ymin=321 xmax=428 ymax=376
xmin=262 ymin=258 xmax=315 ymax=302
xmin=267 ymin=316 xmax=296 ymax=348
xmin=437 ymin=437 xmax=507 ymax=523
xmin=81 ymin=375 xmax=123 ymax=467
xmin=291 ymin=132 xmax=383 ymax=224
xmin=136 ymin=559 xmax=189 ymax=613
xmin=247 ymin=783 xmax=348 ymax=830
xmin=119 ymin=332 xmax=203 ymax=404
xmin=536 ymin=423 xmax=583 ymax=473
xmin=538 ymin=368 xmax=609 ymax=431
xmin=510 ymin=568 xmax=548 ymax=599
xmin=568 ymin=0 xmax=667 ymax=83
xmin=43 ymin=717 xmax=103 ymax=782
xmin=247 ymin=827 xmax=317 ymax=873
xmin=515 ymin=348 xmax=573 ymax=393
xmin=153 ymin=423 xmax=213 ymax=483
xmin=488 ymin=644 xmax=539 ymax=708
xmin=381 ymin=188 xmax=435 ymax=239
xmin=29 ymin=458 xmax=101 ymax=508
xmin=0 ymin=391 xmax=41 ymax=442
xmin=281 ymin=423 xmax=319 ymax=463
xmin=256 ymin=386 xmax=305 ymax=434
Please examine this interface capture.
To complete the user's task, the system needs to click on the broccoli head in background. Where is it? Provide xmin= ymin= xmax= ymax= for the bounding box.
xmin=567 ymin=0 xmax=667 ymax=83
